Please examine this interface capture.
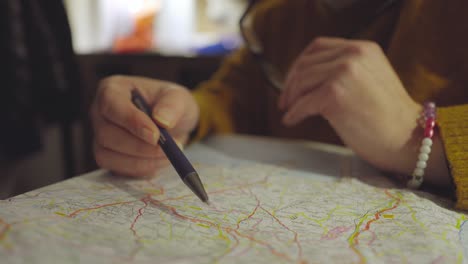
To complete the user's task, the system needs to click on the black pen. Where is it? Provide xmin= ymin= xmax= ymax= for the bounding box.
xmin=131 ymin=89 xmax=209 ymax=203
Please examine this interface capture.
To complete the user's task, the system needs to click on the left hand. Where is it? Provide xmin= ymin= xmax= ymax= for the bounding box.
xmin=279 ymin=37 xmax=423 ymax=176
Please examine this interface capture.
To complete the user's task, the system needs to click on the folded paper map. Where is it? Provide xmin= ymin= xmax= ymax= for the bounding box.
xmin=1 ymin=138 xmax=467 ymax=263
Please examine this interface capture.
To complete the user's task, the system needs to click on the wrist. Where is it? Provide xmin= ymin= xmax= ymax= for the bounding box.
xmin=422 ymin=130 xmax=451 ymax=187
xmin=396 ymin=102 xmax=451 ymax=188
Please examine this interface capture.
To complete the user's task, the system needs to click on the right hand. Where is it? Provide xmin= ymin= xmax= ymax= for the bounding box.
xmin=90 ymin=75 xmax=199 ymax=177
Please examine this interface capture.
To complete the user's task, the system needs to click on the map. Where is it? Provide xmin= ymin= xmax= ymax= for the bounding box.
xmin=1 ymin=141 xmax=468 ymax=264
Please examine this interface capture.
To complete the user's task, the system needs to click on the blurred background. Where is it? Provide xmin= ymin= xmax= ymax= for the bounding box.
xmin=0 ymin=0 xmax=250 ymax=199
xmin=65 ymin=0 xmax=246 ymax=55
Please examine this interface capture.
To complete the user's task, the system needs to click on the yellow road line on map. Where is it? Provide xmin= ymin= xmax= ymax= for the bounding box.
xmin=143 ymin=188 xmax=162 ymax=195
xmin=0 ymin=241 xmax=13 ymax=251
xmin=293 ymin=212 xmax=327 ymax=232
xmin=382 ymin=214 xmax=394 ymax=219
xmin=168 ymin=223 xmax=173 ymax=240
xmin=217 ymin=227 xmax=231 ymax=245
xmin=456 ymin=214 xmax=467 ymax=264
xmin=457 ymin=250 xmax=464 ymax=264
xmin=347 ymin=214 xmax=370 ymax=244
xmin=271 ymin=185 xmax=288 ymax=216
xmin=197 ymin=223 xmax=211 ymax=228
xmin=54 ymin=212 xmax=67 ymax=217
xmin=159 ymin=211 xmax=173 ymax=240
xmin=188 ymin=206 xmax=202 ymax=211
xmin=401 ymin=201 xmax=442 ymax=238
xmin=456 ymin=215 xmax=467 ymax=228
xmin=388 ymin=221 xmax=410 ymax=239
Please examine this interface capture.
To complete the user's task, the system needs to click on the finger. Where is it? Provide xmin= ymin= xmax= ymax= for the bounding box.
xmin=282 ymin=85 xmax=331 ymax=126
xmin=296 ymin=46 xmax=348 ymax=69
xmin=283 ymin=61 xmax=338 ymax=110
xmin=152 ymin=87 xmax=197 ymax=133
xmin=280 ymin=45 xmax=347 ymax=110
xmin=93 ymin=114 xmax=165 ymax=159
xmin=94 ymin=142 xmax=170 ymax=177
xmin=96 ymin=83 xmax=160 ymax=146
xmin=304 ymin=37 xmax=350 ymax=54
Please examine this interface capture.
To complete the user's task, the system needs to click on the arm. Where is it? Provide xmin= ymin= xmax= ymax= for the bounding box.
xmin=437 ymin=105 xmax=468 ymax=209
xmin=192 ymin=47 xmax=268 ymax=140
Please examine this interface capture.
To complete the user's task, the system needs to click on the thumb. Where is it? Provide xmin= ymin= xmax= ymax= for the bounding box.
xmin=151 ymin=86 xmax=198 ymax=134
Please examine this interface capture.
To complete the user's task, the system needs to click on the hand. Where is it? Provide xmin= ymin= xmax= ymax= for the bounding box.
xmin=90 ymin=75 xmax=199 ymax=177
xmin=279 ymin=37 xmax=450 ymax=185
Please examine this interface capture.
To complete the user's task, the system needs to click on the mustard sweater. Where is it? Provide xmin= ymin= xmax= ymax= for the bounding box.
xmin=192 ymin=0 xmax=468 ymax=209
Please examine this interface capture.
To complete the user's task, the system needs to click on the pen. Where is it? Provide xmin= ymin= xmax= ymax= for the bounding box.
xmin=131 ymin=89 xmax=209 ymax=203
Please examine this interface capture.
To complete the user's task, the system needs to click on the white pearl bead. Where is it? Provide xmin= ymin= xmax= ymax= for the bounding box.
xmin=420 ymin=145 xmax=431 ymax=154
xmin=413 ymin=168 xmax=424 ymax=177
xmin=422 ymin=138 xmax=433 ymax=147
xmin=418 ymin=153 xmax=429 ymax=161
xmin=416 ymin=161 xmax=427 ymax=169
xmin=407 ymin=178 xmax=423 ymax=189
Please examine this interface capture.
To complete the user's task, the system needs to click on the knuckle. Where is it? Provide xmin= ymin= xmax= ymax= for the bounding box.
xmin=349 ymin=41 xmax=380 ymax=55
xmin=337 ymin=59 xmax=358 ymax=76
xmin=97 ymin=75 xmax=126 ymax=108
xmin=325 ymin=81 xmax=345 ymax=102
xmin=310 ymin=37 xmax=327 ymax=49
xmin=99 ymin=75 xmax=125 ymax=90
xmin=171 ymin=85 xmax=192 ymax=101
xmin=124 ymin=110 xmax=140 ymax=132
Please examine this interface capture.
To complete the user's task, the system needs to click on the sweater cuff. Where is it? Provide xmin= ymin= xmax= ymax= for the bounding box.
xmin=437 ymin=105 xmax=468 ymax=210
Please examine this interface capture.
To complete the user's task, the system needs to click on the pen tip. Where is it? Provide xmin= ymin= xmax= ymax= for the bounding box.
xmin=183 ymin=172 xmax=209 ymax=203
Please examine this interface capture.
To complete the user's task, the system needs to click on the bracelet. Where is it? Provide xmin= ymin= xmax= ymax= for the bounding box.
xmin=407 ymin=102 xmax=436 ymax=189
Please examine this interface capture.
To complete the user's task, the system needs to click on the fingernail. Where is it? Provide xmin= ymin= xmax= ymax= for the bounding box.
xmin=153 ymin=108 xmax=173 ymax=128
xmin=140 ymin=128 xmax=159 ymax=146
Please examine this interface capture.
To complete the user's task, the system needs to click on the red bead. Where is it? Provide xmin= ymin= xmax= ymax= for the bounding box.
xmin=425 ymin=118 xmax=436 ymax=128
xmin=424 ymin=128 xmax=434 ymax=138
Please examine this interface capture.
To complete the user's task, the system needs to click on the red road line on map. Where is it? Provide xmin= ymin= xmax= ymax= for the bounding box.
xmin=321 ymin=226 xmax=352 ymax=240
xmin=215 ymin=230 xmax=241 ymax=262
xmin=353 ymin=190 xmax=401 ymax=245
xmin=367 ymin=230 xmax=376 ymax=246
xmin=251 ymin=218 xmax=263 ymax=230
xmin=260 ymin=206 xmax=304 ymax=262
xmin=149 ymin=198 xmax=216 ymax=227
xmin=0 ymin=218 xmax=11 ymax=241
xmin=130 ymin=196 xmax=150 ymax=238
xmin=161 ymin=178 xmax=268 ymax=202
xmin=349 ymin=189 xmax=401 ymax=263
xmin=350 ymin=246 xmax=366 ymax=264
xmin=233 ymin=229 xmax=293 ymax=261
xmin=148 ymin=197 xmax=293 ymax=262
xmin=236 ymin=195 xmax=260 ymax=230
xmin=68 ymin=201 xmax=137 ymax=218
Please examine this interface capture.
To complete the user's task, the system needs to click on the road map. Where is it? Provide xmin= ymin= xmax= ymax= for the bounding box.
xmin=1 ymin=141 xmax=468 ymax=264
